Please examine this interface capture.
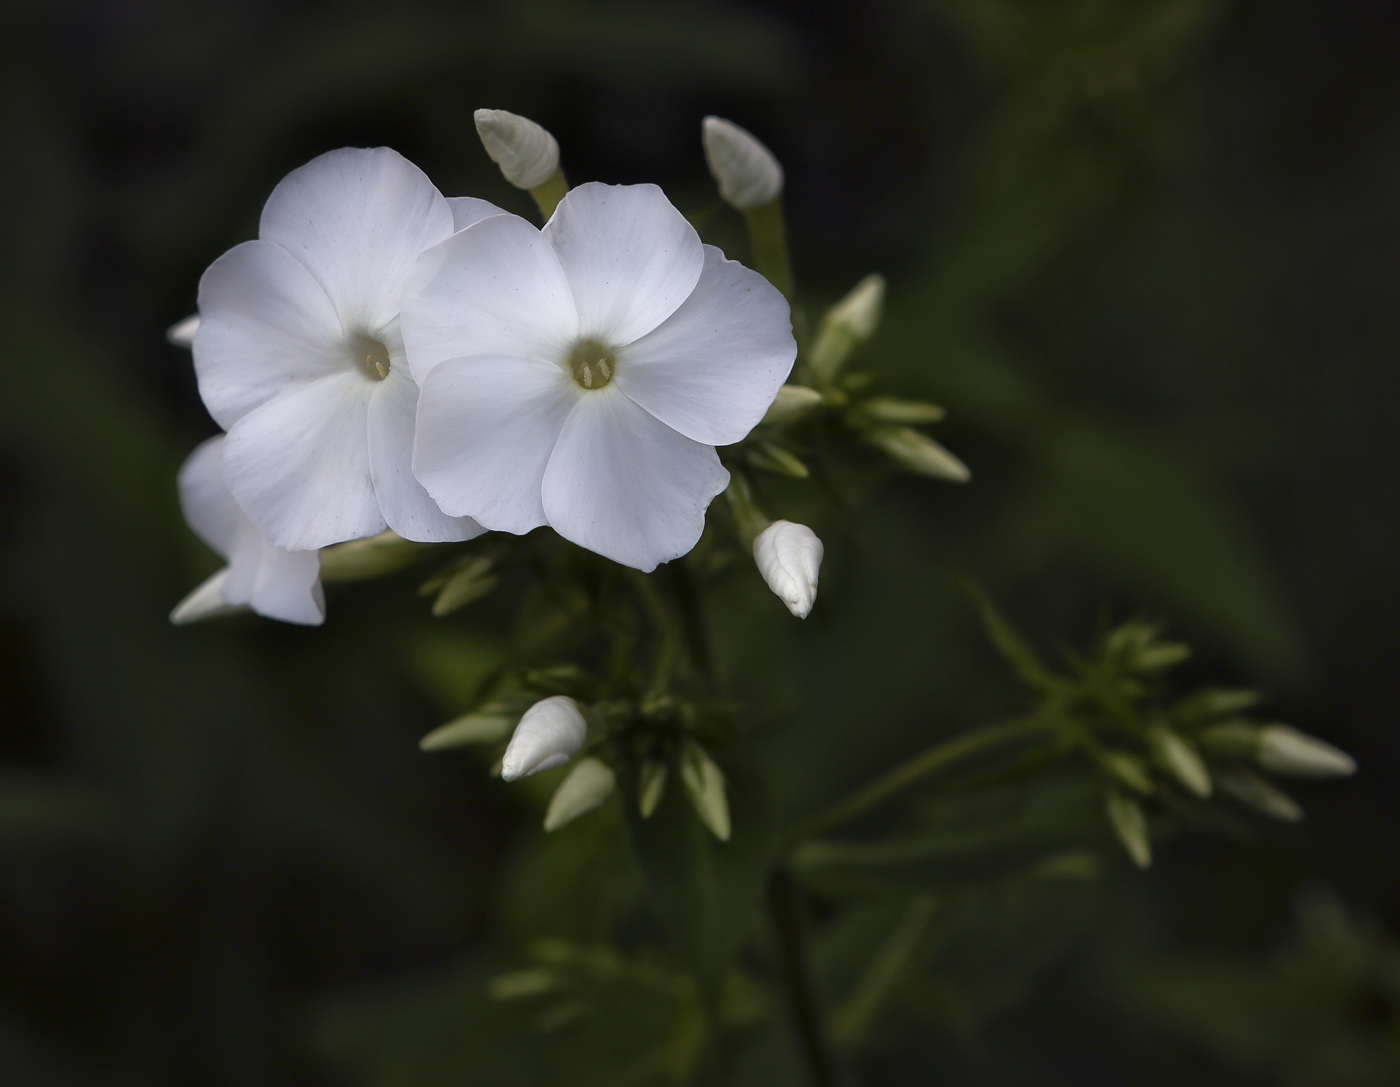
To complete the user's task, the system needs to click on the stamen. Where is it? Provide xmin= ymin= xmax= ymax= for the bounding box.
xmin=350 ymin=334 xmax=392 ymax=382
xmin=567 ymin=339 xmax=617 ymax=390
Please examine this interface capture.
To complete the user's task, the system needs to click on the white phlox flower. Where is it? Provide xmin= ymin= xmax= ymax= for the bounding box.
xmin=501 ymin=695 xmax=588 ymax=781
xmin=402 ymin=182 xmax=798 ymax=571
xmin=192 ymin=147 xmax=505 ymax=551
xmin=753 ymin=520 xmax=823 ymax=618
xmin=172 ymin=436 xmax=325 ymax=626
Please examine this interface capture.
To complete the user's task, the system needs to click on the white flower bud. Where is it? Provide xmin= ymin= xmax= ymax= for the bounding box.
xmin=753 ymin=520 xmax=823 ymax=619
xmin=702 ymin=116 xmax=784 ymax=210
xmin=166 ymin=314 xmax=200 ymax=348
xmin=474 ymin=109 xmax=560 ymax=190
xmin=169 ymin=568 xmax=246 ymax=624
xmin=500 ymin=695 xmax=587 ymax=782
xmin=1257 ymin=725 xmax=1356 ymax=778
xmin=680 ymin=741 xmax=730 ymax=841
xmin=544 ymin=758 xmax=616 ymax=831
xmin=825 ymin=274 xmax=885 ymax=340
xmin=761 ymin=384 xmax=823 ymax=427
xmin=868 ymin=426 xmax=971 ymax=482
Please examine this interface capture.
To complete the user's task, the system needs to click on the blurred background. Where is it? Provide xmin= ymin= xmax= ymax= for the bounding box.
xmin=3 ymin=0 xmax=1399 ymax=1083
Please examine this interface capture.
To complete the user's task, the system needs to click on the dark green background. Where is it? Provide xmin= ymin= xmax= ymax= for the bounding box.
xmin=2 ymin=0 xmax=1398 ymax=1083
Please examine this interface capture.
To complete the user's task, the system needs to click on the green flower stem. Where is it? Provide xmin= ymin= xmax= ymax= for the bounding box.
xmin=630 ymin=571 xmax=682 ymax=693
xmin=767 ymin=865 xmax=838 ymax=1087
xmin=530 ymin=168 xmax=568 ymax=221
xmin=785 ymin=716 xmax=1049 ymax=845
xmin=744 ymin=199 xmax=794 ymax=302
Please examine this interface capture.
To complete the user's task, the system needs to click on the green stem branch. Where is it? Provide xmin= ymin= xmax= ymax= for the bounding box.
xmin=768 ymin=865 xmax=838 ymax=1087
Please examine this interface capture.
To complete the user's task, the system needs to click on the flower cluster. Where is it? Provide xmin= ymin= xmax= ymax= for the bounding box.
xmin=170 ymin=115 xmax=798 ymax=623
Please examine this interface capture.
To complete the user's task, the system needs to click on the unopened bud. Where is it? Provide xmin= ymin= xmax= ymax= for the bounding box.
xmin=166 ymin=314 xmax=200 ymax=348
xmin=501 ymin=696 xmax=587 ymax=782
xmin=753 ymin=520 xmax=823 ymax=619
xmin=810 ymin=275 xmax=885 ymax=383
xmin=1100 ymin=751 xmax=1155 ymax=796
xmin=319 ymin=529 xmax=424 ymax=582
xmin=1215 ymin=769 xmax=1302 ymax=822
xmin=543 ymin=758 xmax=616 ymax=831
xmin=1257 ymin=725 xmax=1356 ymax=778
xmin=638 ymin=760 xmax=667 ymax=819
xmin=746 ymin=441 xmax=808 ymax=478
xmin=420 ymin=703 xmax=519 ymax=751
xmin=761 ymin=384 xmax=823 ymax=427
xmin=680 ymin=741 xmax=730 ymax=840
xmin=702 ymin=116 xmax=783 ymax=211
xmin=853 ymin=396 xmax=945 ymax=426
xmin=1105 ymin=791 xmax=1151 ymax=868
xmin=1147 ymin=726 xmax=1211 ymax=797
xmin=169 ymin=568 xmax=246 ymax=624
xmin=430 ymin=555 xmax=497 ymax=616
xmin=868 ymin=426 xmax=970 ymax=482
xmin=474 ymin=109 xmax=560 ymax=190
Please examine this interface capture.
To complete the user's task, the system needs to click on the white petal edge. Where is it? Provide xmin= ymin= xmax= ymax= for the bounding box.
xmin=193 ymin=240 xmax=347 ymax=428
xmin=447 ymin=196 xmax=508 ymax=233
xmin=542 ymin=182 xmax=704 ymax=347
xmin=258 ymin=147 xmax=455 ymax=333
xmin=401 ymin=211 xmax=579 ymax=383
xmin=541 ymin=385 xmax=729 ymax=571
xmin=616 ymin=244 xmax=796 ymax=446
xmin=222 ymin=371 xmax=384 ymax=551
xmin=413 ymin=354 xmax=579 ymax=534
xmin=366 ymin=361 xmax=485 ymax=543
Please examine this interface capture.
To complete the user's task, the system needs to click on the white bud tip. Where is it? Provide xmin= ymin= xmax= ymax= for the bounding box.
xmin=166 ymin=314 xmax=200 ymax=348
xmin=170 ymin=568 xmax=244 ymax=624
xmin=474 ymin=108 xmax=560 ymax=190
xmin=761 ymin=384 xmax=823 ymax=427
xmin=500 ymin=695 xmax=587 ymax=782
xmin=753 ymin=520 xmax=823 ymax=619
xmin=828 ymin=275 xmax=886 ymax=340
xmin=543 ymin=758 xmax=616 ymax=832
xmin=702 ymin=116 xmax=784 ymax=210
xmin=1258 ymin=725 xmax=1357 ymax=778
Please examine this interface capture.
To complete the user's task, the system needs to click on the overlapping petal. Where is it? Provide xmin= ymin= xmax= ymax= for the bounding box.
xmin=447 ymin=196 xmax=507 ymax=233
xmin=542 ymin=182 xmax=704 ymax=346
xmin=258 ymin=147 xmax=455 ymax=332
xmin=616 ymin=245 xmax=795 ymax=446
xmin=414 ymin=355 xmax=580 ymax=534
xmin=541 ymin=386 xmax=729 ymax=571
xmin=194 ymin=240 xmax=346 ymax=428
xmin=401 ymin=213 xmax=579 ymax=382
xmin=223 ymin=372 xmax=383 ymax=551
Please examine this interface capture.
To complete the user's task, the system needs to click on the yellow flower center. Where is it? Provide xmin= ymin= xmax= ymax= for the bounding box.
xmin=567 ymin=339 xmax=616 ymax=390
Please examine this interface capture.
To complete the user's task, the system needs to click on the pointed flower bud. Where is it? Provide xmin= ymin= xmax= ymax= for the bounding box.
xmin=680 ymin=741 xmax=730 ymax=841
xmin=702 ymin=116 xmax=784 ymax=211
xmin=1257 ymin=725 xmax=1356 ymax=778
xmin=753 ymin=520 xmax=823 ymax=619
xmin=1147 ymin=725 xmax=1212 ymax=797
xmin=169 ymin=568 xmax=246 ymax=624
xmin=420 ymin=703 xmax=519 ymax=751
xmin=166 ymin=314 xmax=200 ymax=348
xmin=853 ymin=396 xmax=945 ymax=426
xmin=868 ymin=426 xmax=970 ymax=482
xmin=810 ymin=274 xmax=885 ymax=383
xmin=1215 ymin=769 xmax=1302 ymax=822
xmin=474 ymin=108 xmax=560 ymax=190
xmin=544 ymin=758 xmax=616 ymax=831
xmin=319 ymin=529 xmax=424 ymax=582
xmin=638 ymin=759 xmax=668 ymax=819
xmin=500 ymin=695 xmax=587 ymax=782
xmin=761 ymin=384 xmax=823 ymax=427
xmin=430 ymin=555 xmax=497 ymax=617
xmin=1105 ymin=791 xmax=1151 ymax=868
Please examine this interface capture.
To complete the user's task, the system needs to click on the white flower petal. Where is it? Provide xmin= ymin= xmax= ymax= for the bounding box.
xmin=176 ymin=435 xmax=325 ymax=625
xmin=193 ymin=240 xmax=346 ymax=428
xmin=367 ymin=363 xmax=485 ymax=543
xmin=541 ymin=386 xmax=729 ymax=571
xmin=542 ymin=182 xmax=704 ymax=347
xmin=616 ymin=245 xmax=795 ymax=446
xmin=258 ymin=147 xmax=455 ymax=332
xmin=413 ymin=355 xmax=579 ymax=534
xmin=223 ymin=372 xmax=383 ymax=551
xmin=400 ymin=212 xmax=579 ymax=382
xmin=447 ymin=196 xmax=507 ymax=232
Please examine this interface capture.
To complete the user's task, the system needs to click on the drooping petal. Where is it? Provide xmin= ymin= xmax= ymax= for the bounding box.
xmin=400 ymin=212 xmax=579 ymax=382
xmin=615 ymin=245 xmax=795 ymax=446
xmin=175 ymin=435 xmax=325 ymax=625
xmin=257 ymin=147 xmax=455 ymax=332
xmin=222 ymin=372 xmax=383 ymax=551
xmin=366 ymin=362 xmax=485 ymax=543
xmin=542 ymin=182 xmax=704 ymax=346
xmin=541 ymin=386 xmax=729 ymax=571
xmin=413 ymin=355 xmax=578 ymax=534
xmin=193 ymin=240 xmax=346 ymax=428
xmin=447 ymin=196 xmax=507 ymax=232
